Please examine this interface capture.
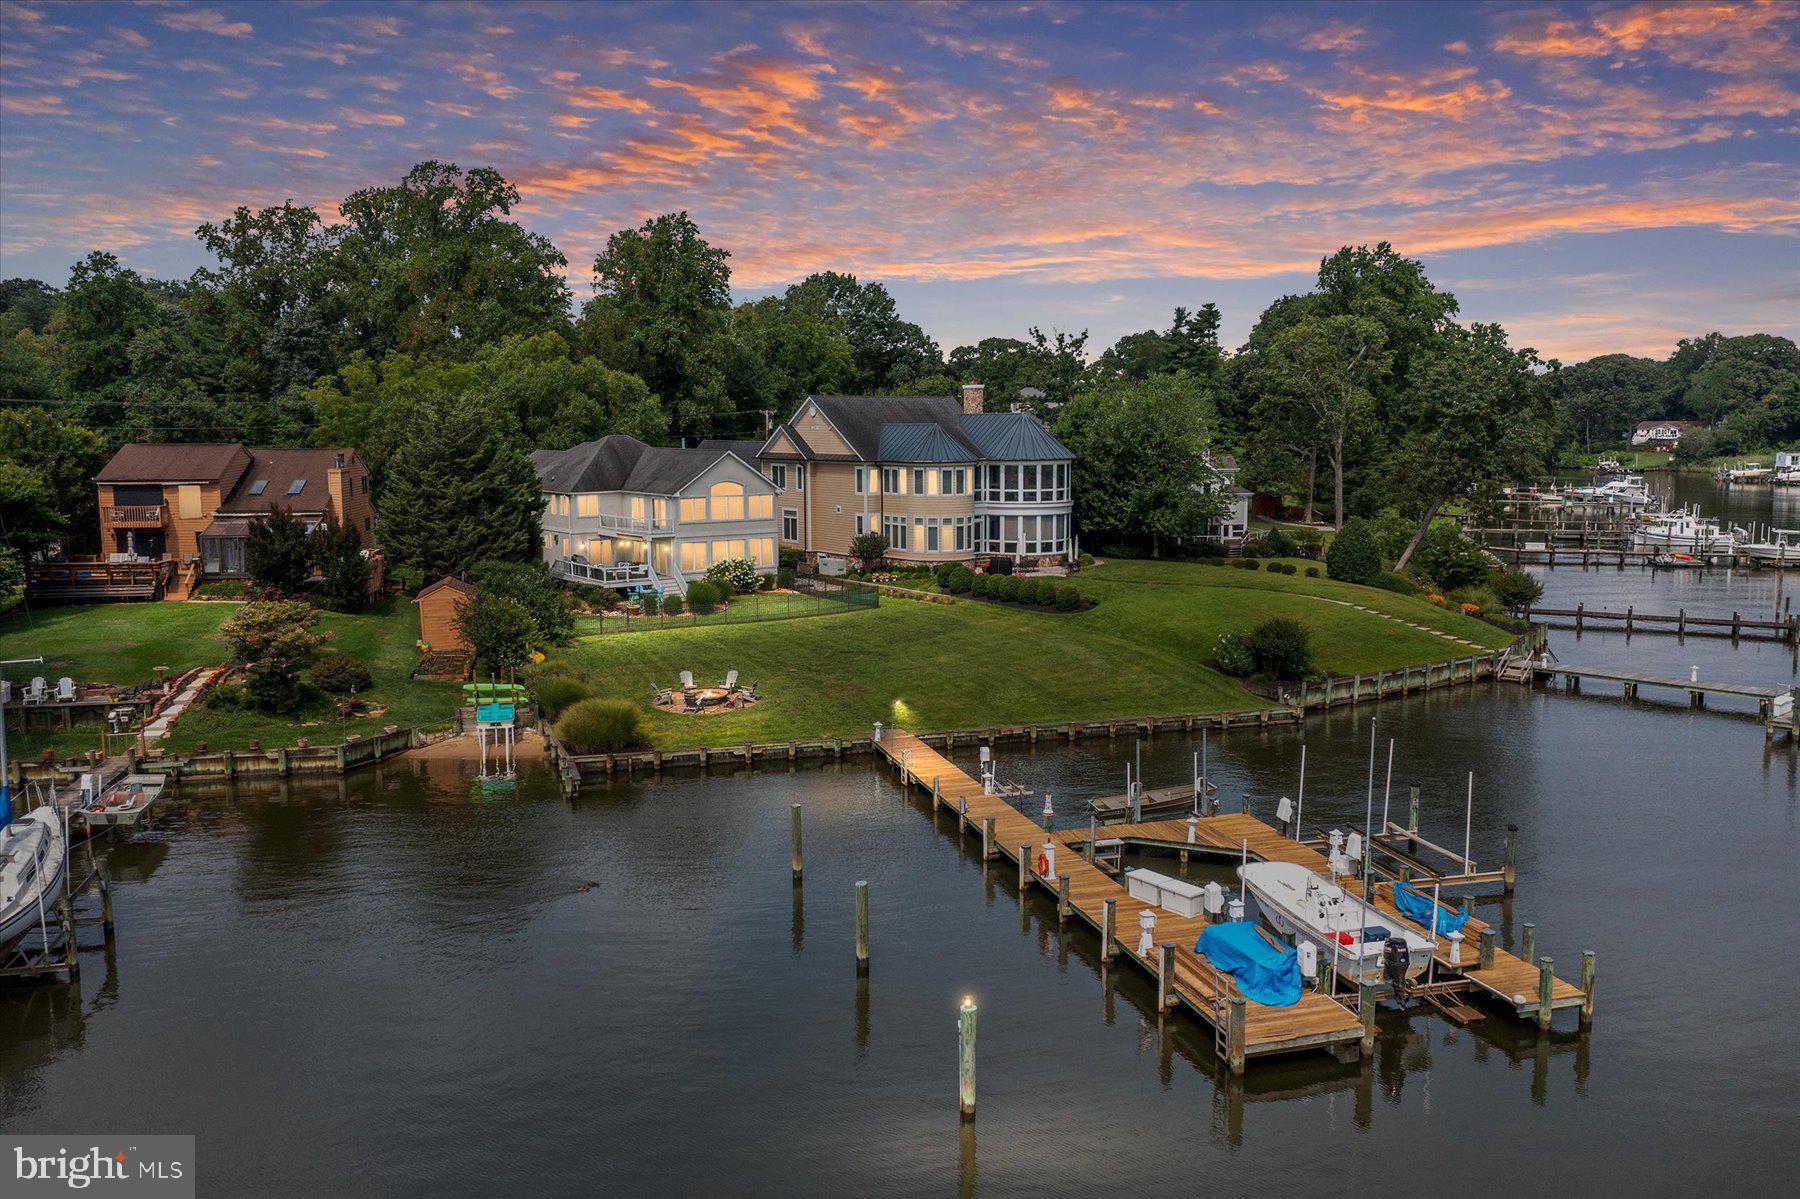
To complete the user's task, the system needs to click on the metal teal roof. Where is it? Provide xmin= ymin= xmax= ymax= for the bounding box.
xmin=956 ymin=412 xmax=1073 ymax=461
xmin=877 ymin=423 xmax=978 ymax=463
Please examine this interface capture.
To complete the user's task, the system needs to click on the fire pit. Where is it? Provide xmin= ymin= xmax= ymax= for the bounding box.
xmin=653 ymin=685 xmax=759 ymax=715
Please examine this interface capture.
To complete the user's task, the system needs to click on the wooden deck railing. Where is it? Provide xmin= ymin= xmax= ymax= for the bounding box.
xmin=109 ymin=505 xmax=165 ymax=526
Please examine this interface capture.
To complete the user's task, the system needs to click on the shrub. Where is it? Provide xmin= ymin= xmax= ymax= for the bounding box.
xmin=850 ymin=532 xmax=889 ymax=570
xmin=313 ymin=652 xmax=372 ymax=696
xmin=471 ymin=559 xmax=577 ymax=646
xmin=997 ymin=575 xmax=1022 ymax=601
xmin=1293 ymin=530 xmax=1325 ymax=560
xmin=220 ymin=600 xmax=324 ymax=713
xmin=1490 ymin=567 xmax=1544 ymax=613
xmin=942 ymin=565 xmax=974 ymax=594
xmin=1237 ymin=558 xmax=1262 ymax=570
xmin=454 ymin=591 xmax=536 ymax=672
xmin=1416 ymin=524 xmax=1489 ymax=591
xmin=195 ymin=580 xmax=250 ymax=599
xmin=779 ymin=545 xmax=804 ymax=570
xmin=1304 ymin=566 xmax=1320 ymax=578
xmin=758 ymin=573 xmax=775 ymax=591
xmin=1212 ymin=632 xmax=1256 ymax=677
xmin=1055 ymin=584 xmax=1082 ymax=611
xmin=704 ymin=557 xmax=760 ymax=594
xmin=685 ymin=580 xmax=722 ymax=613
xmin=1325 ymin=517 xmax=1383 ymax=584
xmin=246 ymin=506 xmax=312 ymax=594
xmin=775 ymin=568 xmax=796 ymax=589
xmin=1370 ymin=570 xmax=1420 ymax=596
xmin=1244 ymin=617 xmax=1314 ymax=679
xmin=1240 ymin=535 xmax=1273 ymax=558
xmin=663 ymin=594 xmax=684 ymax=616
xmin=970 ymin=573 xmax=991 ymax=597
xmin=1267 ymin=562 xmax=1297 ymax=575
xmin=555 ymin=698 xmax=647 ymax=753
xmin=205 ymin=682 xmax=249 ymax=711
xmin=1260 ymin=528 xmax=1296 ymax=558
xmin=534 ymin=674 xmax=591 ymax=719
xmin=313 ymin=520 xmax=370 ymax=613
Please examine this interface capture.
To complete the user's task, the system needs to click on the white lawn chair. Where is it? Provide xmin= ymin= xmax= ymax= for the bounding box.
xmin=679 ymin=670 xmax=695 ymax=690
xmin=724 ymin=670 xmax=739 ymax=692
xmin=24 ymin=676 xmax=48 ymax=704
xmin=55 ymin=677 xmax=77 ymax=702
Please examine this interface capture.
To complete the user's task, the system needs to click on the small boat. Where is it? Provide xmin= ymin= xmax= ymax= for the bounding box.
xmin=1595 ymin=458 xmax=1625 ymax=475
xmin=0 ymin=805 xmax=69 ymax=956
xmin=1632 ymin=509 xmax=1736 ymax=554
xmin=75 ymin=774 xmax=164 ymax=828
xmin=1088 ymin=780 xmax=1216 ymax=824
xmin=1650 ymin=551 xmax=1707 ymax=569
xmin=1715 ymin=462 xmax=1772 ymax=485
xmin=1738 ymin=528 xmax=1800 ymax=567
xmin=1237 ymin=861 xmax=1435 ymax=986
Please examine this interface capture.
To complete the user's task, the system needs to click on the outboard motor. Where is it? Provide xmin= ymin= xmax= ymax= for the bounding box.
xmin=1383 ymin=938 xmax=1412 ymax=1004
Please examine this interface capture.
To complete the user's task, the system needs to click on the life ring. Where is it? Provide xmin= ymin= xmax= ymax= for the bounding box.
xmin=1035 ymin=850 xmax=1050 ymax=876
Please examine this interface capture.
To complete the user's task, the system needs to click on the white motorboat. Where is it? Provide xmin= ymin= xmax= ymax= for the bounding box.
xmin=0 ymin=805 xmax=68 ymax=956
xmin=1631 ymin=509 xmax=1737 ymax=554
xmin=1738 ymin=528 xmax=1800 ymax=567
xmin=1237 ymin=861 xmax=1435 ymax=986
xmin=1595 ymin=457 xmax=1625 ymax=475
xmin=72 ymin=773 xmax=164 ymax=828
xmin=1715 ymin=462 xmax=1772 ymax=485
xmin=1568 ymin=474 xmax=1655 ymax=507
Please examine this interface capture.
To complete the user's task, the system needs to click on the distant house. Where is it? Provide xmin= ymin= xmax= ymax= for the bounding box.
xmin=1199 ymin=455 xmax=1250 ymax=546
xmin=71 ymin=443 xmax=376 ymax=601
xmin=1630 ymin=420 xmax=1706 ymax=452
xmin=753 ymin=384 xmax=1076 ymax=569
xmin=531 ymin=435 xmax=780 ymax=597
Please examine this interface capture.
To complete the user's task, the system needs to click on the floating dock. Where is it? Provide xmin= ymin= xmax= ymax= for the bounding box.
xmin=873 ymin=730 xmax=1590 ymax=1073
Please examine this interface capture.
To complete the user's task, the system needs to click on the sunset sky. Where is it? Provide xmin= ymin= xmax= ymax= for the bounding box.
xmin=2 ymin=0 xmax=1796 ymax=362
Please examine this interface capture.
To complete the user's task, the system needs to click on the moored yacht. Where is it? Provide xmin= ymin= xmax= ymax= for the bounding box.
xmin=1568 ymin=474 xmax=1654 ymax=507
xmin=1738 ymin=528 xmax=1800 ymax=566
xmin=1631 ymin=509 xmax=1737 ymax=554
xmin=1237 ymin=861 xmax=1436 ymax=987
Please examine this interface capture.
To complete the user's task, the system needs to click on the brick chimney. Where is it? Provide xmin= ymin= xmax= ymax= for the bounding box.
xmin=960 ymin=382 xmax=985 ymax=415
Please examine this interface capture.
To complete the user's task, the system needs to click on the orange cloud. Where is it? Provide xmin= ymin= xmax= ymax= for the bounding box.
xmin=1301 ymin=22 xmax=1366 ymax=52
xmin=551 ymin=113 xmax=594 ymax=128
xmin=566 ymin=85 xmax=654 ymax=113
xmin=157 ymin=8 xmax=253 ymax=39
xmin=1314 ymin=78 xmax=1510 ymax=120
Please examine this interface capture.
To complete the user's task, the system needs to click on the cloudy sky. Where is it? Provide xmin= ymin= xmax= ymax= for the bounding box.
xmin=2 ymin=0 xmax=1796 ymax=362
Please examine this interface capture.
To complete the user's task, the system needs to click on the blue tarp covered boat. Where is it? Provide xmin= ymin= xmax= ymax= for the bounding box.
xmin=1195 ymin=921 xmax=1302 ymax=1007
xmin=1392 ymin=882 xmax=1468 ymax=936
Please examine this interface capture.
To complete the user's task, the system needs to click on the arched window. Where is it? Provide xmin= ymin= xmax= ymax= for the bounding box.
xmin=709 ymin=480 xmax=746 ymax=520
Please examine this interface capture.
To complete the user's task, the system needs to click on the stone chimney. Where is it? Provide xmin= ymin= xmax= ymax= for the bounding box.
xmin=960 ymin=382 xmax=985 ymax=415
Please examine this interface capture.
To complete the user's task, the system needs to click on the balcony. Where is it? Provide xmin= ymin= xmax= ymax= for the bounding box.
xmin=550 ymin=557 xmax=654 ymax=589
xmin=110 ymin=505 xmax=165 ymax=527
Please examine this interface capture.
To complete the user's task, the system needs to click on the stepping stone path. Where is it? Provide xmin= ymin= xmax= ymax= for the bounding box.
xmin=141 ymin=666 xmax=225 ymax=741
xmin=1311 ymin=597 xmax=1490 ymax=651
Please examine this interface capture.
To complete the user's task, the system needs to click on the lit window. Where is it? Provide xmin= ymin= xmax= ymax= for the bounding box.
xmin=680 ymin=541 xmax=709 ymax=571
xmin=748 ymin=494 xmax=773 ymax=520
xmin=577 ymin=494 xmax=600 ymax=517
xmin=680 ymin=497 xmax=706 ymax=522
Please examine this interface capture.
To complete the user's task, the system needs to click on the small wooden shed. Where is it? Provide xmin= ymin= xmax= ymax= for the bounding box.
xmin=415 ymin=576 xmax=474 ymax=652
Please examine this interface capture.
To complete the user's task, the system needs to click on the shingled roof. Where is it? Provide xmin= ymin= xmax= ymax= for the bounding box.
xmin=531 ymin=436 xmax=760 ymax=496
xmin=95 ymin=443 xmax=250 ymax=485
xmin=217 ymin=448 xmax=359 ymax=515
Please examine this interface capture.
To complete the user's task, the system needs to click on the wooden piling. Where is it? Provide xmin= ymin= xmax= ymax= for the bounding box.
xmin=958 ymin=999 xmax=977 ymax=1119
xmin=1157 ymin=943 xmax=1176 ymax=1011
xmin=1579 ymin=950 xmax=1596 ymax=1028
xmin=1018 ymin=844 xmax=1031 ymax=893
xmin=1101 ymin=897 xmax=1116 ymax=963
xmin=1359 ymin=981 xmax=1376 ymax=1057
xmin=790 ymin=804 xmax=804 ymax=881
xmin=854 ymin=881 xmax=870 ymax=971
xmin=60 ymin=894 xmax=78 ymax=983
xmin=99 ymin=860 xmax=114 ymax=940
xmin=1407 ymin=785 xmax=1420 ymax=837
xmin=1479 ymin=928 xmax=1495 ymax=970
xmin=1522 ymin=921 xmax=1536 ymax=963
xmin=1503 ymin=824 xmax=1518 ymax=895
xmin=1538 ymin=957 xmax=1555 ymax=1031
xmin=1226 ymin=996 xmax=1247 ymax=1076
xmin=981 ymin=816 xmax=995 ymax=860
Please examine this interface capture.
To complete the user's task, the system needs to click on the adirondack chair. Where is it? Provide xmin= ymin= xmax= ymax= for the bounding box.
xmin=23 ymin=676 xmax=48 ymax=704
xmin=679 ymin=670 xmax=695 ymax=690
xmin=684 ymin=691 xmax=703 ymax=713
xmin=652 ymin=686 xmax=674 ymax=706
xmin=55 ymin=677 xmax=77 ymax=702
xmin=724 ymin=670 xmax=739 ymax=692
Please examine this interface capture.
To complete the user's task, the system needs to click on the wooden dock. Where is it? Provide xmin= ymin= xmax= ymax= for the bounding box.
xmin=1524 ymin=604 xmax=1796 ymax=643
xmin=872 ymin=730 xmax=1590 ymax=1072
xmin=1527 ymin=662 xmax=1792 ymax=717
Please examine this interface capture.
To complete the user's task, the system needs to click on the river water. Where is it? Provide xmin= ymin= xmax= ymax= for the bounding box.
xmin=4 ymin=480 xmax=1796 ymax=1195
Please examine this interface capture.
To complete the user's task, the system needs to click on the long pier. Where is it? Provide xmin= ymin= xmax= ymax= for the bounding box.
xmin=1524 ymin=604 xmax=1797 ymax=643
xmin=1525 ymin=662 xmax=1793 ymax=720
xmin=872 ymin=730 xmax=1590 ymax=1073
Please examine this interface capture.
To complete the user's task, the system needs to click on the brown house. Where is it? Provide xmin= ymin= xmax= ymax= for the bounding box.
xmin=93 ymin=443 xmax=376 ymax=580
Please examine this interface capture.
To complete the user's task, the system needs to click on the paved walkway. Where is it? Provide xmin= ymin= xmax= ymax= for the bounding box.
xmin=141 ymin=666 xmax=224 ymax=741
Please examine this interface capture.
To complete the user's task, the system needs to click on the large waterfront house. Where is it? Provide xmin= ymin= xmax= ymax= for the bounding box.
xmin=28 ymin=443 xmax=377 ymax=601
xmin=748 ymin=384 xmax=1076 ymax=569
xmin=1630 ymin=419 xmax=1705 ymax=452
xmin=531 ymin=436 xmax=780 ymax=596
xmin=1200 ymin=455 xmax=1251 ymax=546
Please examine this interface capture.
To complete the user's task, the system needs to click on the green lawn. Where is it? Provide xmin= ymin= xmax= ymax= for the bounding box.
xmin=0 ymin=599 xmax=458 ymax=757
xmin=584 ymin=588 xmax=872 ymax=634
xmin=545 ymin=558 xmax=1512 ymax=750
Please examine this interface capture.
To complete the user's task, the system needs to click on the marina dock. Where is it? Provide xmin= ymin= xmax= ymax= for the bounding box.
xmin=872 ymin=730 xmax=1590 ymax=1073
xmin=1524 ymin=662 xmax=1793 ymax=721
xmin=1523 ymin=604 xmax=1797 ymax=643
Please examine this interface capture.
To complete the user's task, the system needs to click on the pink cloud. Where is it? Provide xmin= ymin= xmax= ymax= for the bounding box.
xmin=157 ymin=8 xmax=253 ymax=39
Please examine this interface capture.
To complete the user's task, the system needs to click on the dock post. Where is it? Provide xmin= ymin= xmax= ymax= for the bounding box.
xmin=1359 ymin=982 xmax=1376 ymax=1057
xmin=1019 ymin=844 xmax=1031 ymax=893
xmin=932 ymin=776 xmax=940 ymax=811
xmin=1538 ymin=958 xmax=1555 ymax=1031
xmin=790 ymin=804 xmax=803 ymax=882
xmin=1226 ymin=996 xmax=1247 ymax=1076
xmin=1579 ymin=950 xmax=1596 ymax=1028
xmin=1522 ymin=921 xmax=1536 ymax=963
xmin=60 ymin=894 xmax=79 ymax=983
xmin=1479 ymin=929 xmax=1495 ymax=970
xmin=1158 ymin=943 xmax=1176 ymax=1011
xmin=1407 ymin=785 xmax=1420 ymax=838
xmin=1087 ymin=815 xmax=1096 ymax=864
xmin=99 ymin=860 xmax=115 ymax=941
xmin=958 ymin=998 xmax=977 ymax=1120
xmin=1503 ymin=824 xmax=1518 ymax=895
xmin=981 ymin=817 xmax=996 ymax=861
xmin=1057 ymin=874 xmax=1070 ymax=925
xmin=1101 ymin=897 xmax=1116 ymax=963
xmin=1322 ymin=957 xmax=1336 ymax=997
xmin=854 ymin=881 xmax=870 ymax=972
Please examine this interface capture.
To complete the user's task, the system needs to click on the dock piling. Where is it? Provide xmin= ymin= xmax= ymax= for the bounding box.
xmin=1479 ymin=928 xmax=1495 ymax=970
xmin=1018 ymin=844 xmax=1030 ymax=894
xmin=1057 ymin=873 xmax=1070 ymax=925
xmin=1522 ymin=921 xmax=1536 ymax=963
xmin=1226 ymin=996 xmax=1247 ymax=1076
xmin=1359 ymin=982 xmax=1376 ymax=1057
xmin=1407 ymin=785 xmax=1420 ymax=838
xmin=1503 ymin=824 xmax=1517 ymax=896
xmin=1579 ymin=950 xmax=1596 ymax=1028
xmin=958 ymin=998 xmax=977 ymax=1119
xmin=790 ymin=804 xmax=804 ymax=881
xmin=99 ymin=860 xmax=115 ymax=941
xmin=1157 ymin=943 xmax=1176 ymax=1011
xmin=1101 ymin=897 xmax=1116 ymax=963
xmin=854 ymin=881 xmax=870 ymax=972
xmin=981 ymin=816 xmax=995 ymax=861
xmin=1538 ymin=957 xmax=1555 ymax=1031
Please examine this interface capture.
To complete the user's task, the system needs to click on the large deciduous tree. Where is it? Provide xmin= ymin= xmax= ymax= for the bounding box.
xmin=1555 ymin=353 xmax=1665 ymax=451
xmin=582 ymin=211 xmax=730 ymax=440
xmin=781 ymin=271 xmax=942 ymax=392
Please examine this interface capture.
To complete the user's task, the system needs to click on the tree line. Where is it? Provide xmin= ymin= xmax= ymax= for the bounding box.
xmin=3 ymin=158 xmax=1795 ymax=589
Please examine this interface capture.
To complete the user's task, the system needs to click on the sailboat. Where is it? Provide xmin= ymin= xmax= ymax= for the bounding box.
xmin=1237 ymin=861 xmax=1435 ymax=985
xmin=0 ymin=805 xmax=68 ymax=956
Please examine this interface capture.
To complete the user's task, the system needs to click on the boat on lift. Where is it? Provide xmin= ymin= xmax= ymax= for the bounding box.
xmin=72 ymin=773 xmax=164 ymax=829
xmin=1716 ymin=461 xmax=1773 ymax=484
xmin=1738 ymin=528 xmax=1800 ymax=567
xmin=0 ymin=805 xmax=68 ymax=956
xmin=1568 ymin=474 xmax=1655 ymax=507
xmin=1631 ymin=508 xmax=1738 ymax=554
xmin=1237 ymin=861 xmax=1435 ymax=986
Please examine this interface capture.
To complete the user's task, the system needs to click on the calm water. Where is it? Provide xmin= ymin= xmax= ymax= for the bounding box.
xmin=4 ymin=478 xmax=1797 ymax=1195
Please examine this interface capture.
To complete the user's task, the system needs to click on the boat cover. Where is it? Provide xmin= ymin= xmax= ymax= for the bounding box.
xmin=1195 ymin=921 xmax=1301 ymax=1007
xmin=1392 ymin=883 xmax=1468 ymax=936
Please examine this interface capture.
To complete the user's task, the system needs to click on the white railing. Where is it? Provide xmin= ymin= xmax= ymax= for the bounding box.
xmin=551 ymin=558 xmax=653 ymax=588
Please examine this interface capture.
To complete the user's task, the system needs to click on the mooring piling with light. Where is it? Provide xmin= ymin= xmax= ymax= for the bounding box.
xmin=791 ymin=804 xmax=803 ymax=881
xmin=958 ymin=997 xmax=978 ymax=1119
xmin=855 ymin=881 xmax=870 ymax=971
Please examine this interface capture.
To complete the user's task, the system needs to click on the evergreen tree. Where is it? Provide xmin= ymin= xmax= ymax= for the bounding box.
xmin=379 ymin=394 xmax=541 ymax=580
xmin=246 ymin=506 xmax=313 ymax=594
xmin=313 ymin=519 xmax=371 ymax=613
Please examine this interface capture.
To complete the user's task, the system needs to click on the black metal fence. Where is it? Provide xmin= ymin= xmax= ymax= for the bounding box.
xmin=589 ymin=576 xmax=877 ymax=634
